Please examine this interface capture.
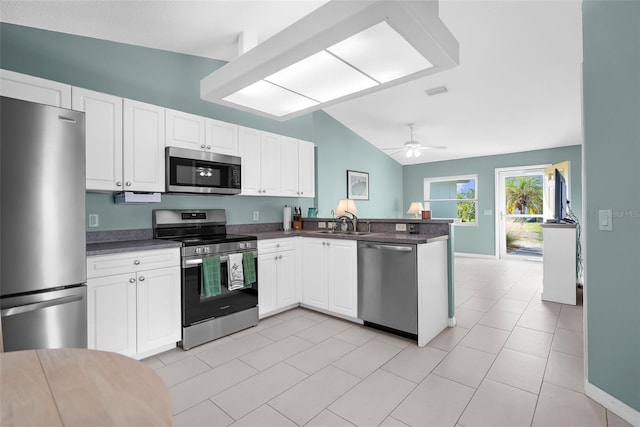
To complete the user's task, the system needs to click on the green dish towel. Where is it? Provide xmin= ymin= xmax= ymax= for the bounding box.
xmin=242 ymin=252 xmax=256 ymax=288
xmin=201 ymin=256 xmax=221 ymax=297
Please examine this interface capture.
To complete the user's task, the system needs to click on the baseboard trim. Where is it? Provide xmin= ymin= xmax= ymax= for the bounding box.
xmin=585 ymin=381 xmax=640 ymax=426
xmin=454 ymin=252 xmax=496 ymax=259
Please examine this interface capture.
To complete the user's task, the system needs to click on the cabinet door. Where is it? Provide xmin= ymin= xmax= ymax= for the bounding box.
xmin=207 ymin=119 xmax=239 ymax=156
xmin=298 ymin=140 xmax=315 ymax=198
xmin=280 ymin=136 xmax=299 ymax=197
xmin=301 ymin=239 xmax=328 ymax=310
xmin=239 ymin=126 xmax=262 ymax=195
xmin=277 ymin=250 xmax=298 ymax=308
xmin=136 ymin=266 xmax=181 ymax=355
xmin=0 ymin=69 xmax=71 ymax=108
xmin=258 ymin=255 xmax=278 ymax=317
xmin=260 ymin=132 xmax=282 ymax=195
xmin=73 ymin=87 xmax=123 ymax=191
xmin=87 ymin=273 xmax=137 ymax=357
xmin=327 ymin=239 xmax=358 ymax=317
xmin=123 ymin=99 xmax=165 ymax=192
xmin=165 ymin=109 xmax=206 ymax=151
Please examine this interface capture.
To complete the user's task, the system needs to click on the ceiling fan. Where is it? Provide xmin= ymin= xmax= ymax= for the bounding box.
xmin=383 ymin=124 xmax=447 ymax=158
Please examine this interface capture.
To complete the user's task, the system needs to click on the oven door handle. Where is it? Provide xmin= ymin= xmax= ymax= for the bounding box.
xmin=184 ymin=252 xmax=257 ymax=267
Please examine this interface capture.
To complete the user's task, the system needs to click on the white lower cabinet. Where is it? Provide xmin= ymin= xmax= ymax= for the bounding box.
xmin=258 ymin=238 xmax=297 ymax=318
xmin=301 ymin=238 xmax=357 ymax=318
xmin=87 ymin=248 xmax=180 ymax=359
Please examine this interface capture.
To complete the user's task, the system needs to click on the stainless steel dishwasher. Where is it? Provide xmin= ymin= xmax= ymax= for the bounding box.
xmin=357 ymin=241 xmax=418 ymax=336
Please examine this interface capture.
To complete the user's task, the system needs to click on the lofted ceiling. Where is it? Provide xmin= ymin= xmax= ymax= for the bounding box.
xmin=0 ymin=0 xmax=584 ymax=165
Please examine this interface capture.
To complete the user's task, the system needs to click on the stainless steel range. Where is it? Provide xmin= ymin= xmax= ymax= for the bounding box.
xmin=153 ymin=209 xmax=258 ymax=350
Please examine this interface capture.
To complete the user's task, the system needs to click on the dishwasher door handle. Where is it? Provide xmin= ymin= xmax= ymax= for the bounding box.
xmin=361 ymin=244 xmax=414 ymax=252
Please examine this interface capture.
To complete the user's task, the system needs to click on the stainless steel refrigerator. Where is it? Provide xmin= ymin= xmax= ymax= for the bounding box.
xmin=1 ymin=96 xmax=87 ymax=351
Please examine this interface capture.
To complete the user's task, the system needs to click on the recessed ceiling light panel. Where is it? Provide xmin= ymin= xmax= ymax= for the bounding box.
xmin=265 ymin=51 xmax=378 ymax=103
xmin=327 ymin=21 xmax=433 ymax=83
xmin=224 ymin=80 xmax=319 ymax=118
xmin=202 ymin=0 xmax=459 ymax=121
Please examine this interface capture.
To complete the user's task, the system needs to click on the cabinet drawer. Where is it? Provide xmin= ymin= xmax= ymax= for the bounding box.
xmin=87 ymin=248 xmax=180 ymax=279
xmin=258 ymin=238 xmax=295 ymax=254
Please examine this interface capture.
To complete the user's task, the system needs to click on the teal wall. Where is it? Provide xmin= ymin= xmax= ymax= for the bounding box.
xmin=403 ymin=145 xmax=582 ymax=255
xmin=583 ymin=1 xmax=640 ymax=413
xmin=0 ymin=23 xmax=403 ymax=229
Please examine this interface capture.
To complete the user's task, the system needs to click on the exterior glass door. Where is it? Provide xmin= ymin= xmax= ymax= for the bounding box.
xmin=497 ymin=167 xmax=545 ymax=259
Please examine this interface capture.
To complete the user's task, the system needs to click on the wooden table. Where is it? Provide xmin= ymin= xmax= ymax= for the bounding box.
xmin=1 ymin=348 xmax=172 ymax=426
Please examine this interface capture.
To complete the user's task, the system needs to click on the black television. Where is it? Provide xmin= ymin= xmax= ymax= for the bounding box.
xmin=554 ymin=168 xmax=567 ymax=221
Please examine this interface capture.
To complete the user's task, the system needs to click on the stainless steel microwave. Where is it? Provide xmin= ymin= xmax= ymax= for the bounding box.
xmin=166 ymin=147 xmax=241 ymax=195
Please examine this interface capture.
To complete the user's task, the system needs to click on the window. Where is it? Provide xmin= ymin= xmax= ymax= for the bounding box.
xmin=424 ymin=175 xmax=478 ymax=225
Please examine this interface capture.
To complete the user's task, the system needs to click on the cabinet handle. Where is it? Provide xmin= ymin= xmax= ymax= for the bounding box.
xmin=206 ymin=145 xmax=211 ymax=149
xmin=116 ymin=181 xmax=122 ymax=187
xmin=129 ymin=278 xmax=136 ymax=284
xmin=276 ymin=244 xmax=280 ymax=248
xmin=133 ymin=260 xmax=140 ymax=265
xmin=274 ymin=256 xmax=278 ymax=260
xmin=278 ymin=255 xmax=283 ymax=260
xmin=200 ymin=144 xmax=206 ymax=149
xmin=125 ymin=181 xmax=132 ymax=186
xmin=138 ymin=276 xmax=145 ymax=282
xmin=326 ymin=242 xmax=330 ymax=246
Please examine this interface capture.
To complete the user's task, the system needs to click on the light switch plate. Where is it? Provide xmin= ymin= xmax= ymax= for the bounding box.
xmin=598 ymin=209 xmax=612 ymax=231
xmin=318 ymin=221 xmax=326 ymax=229
xmin=88 ymin=214 xmax=99 ymax=228
xmin=396 ymin=223 xmax=407 ymax=232
xmin=253 ymin=211 xmax=259 ymax=221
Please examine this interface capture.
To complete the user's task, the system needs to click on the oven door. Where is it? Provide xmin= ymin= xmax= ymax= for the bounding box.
xmin=166 ymin=147 xmax=241 ymax=195
xmin=182 ymin=251 xmax=258 ymax=326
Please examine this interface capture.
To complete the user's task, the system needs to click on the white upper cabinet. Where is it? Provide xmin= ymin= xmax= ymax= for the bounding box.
xmin=165 ymin=109 xmax=206 ymax=151
xmin=123 ymin=99 xmax=165 ymax=192
xmin=206 ymin=118 xmax=239 ymax=156
xmin=0 ymin=69 xmax=71 ymax=108
xmin=239 ymin=127 xmax=315 ymax=198
xmin=239 ymin=126 xmax=262 ymax=195
xmin=280 ymin=136 xmax=300 ymax=197
xmin=298 ymin=140 xmax=316 ymax=198
xmin=166 ymin=109 xmax=239 ymax=156
xmin=73 ymin=88 xmax=123 ymax=191
xmin=74 ymin=87 xmax=165 ymax=192
xmin=260 ymin=131 xmax=282 ymax=195
xmin=239 ymin=127 xmax=282 ymax=196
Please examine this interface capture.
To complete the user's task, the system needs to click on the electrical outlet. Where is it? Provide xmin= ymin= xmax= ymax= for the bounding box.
xmin=395 ymin=223 xmax=407 ymax=232
xmin=88 ymin=214 xmax=99 ymax=228
xmin=318 ymin=221 xmax=326 ymax=229
xmin=253 ymin=211 xmax=259 ymax=221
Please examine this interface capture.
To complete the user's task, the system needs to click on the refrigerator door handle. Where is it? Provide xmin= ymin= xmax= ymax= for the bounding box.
xmin=1 ymin=294 xmax=83 ymax=317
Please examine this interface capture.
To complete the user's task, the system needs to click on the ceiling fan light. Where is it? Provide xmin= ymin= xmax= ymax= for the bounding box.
xmin=414 ymin=150 xmax=421 ymax=157
xmin=406 ymin=149 xmax=413 ymax=158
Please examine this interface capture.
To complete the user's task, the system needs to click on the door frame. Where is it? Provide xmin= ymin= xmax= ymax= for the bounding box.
xmin=494 ymin=164 xmax=549 ymax=259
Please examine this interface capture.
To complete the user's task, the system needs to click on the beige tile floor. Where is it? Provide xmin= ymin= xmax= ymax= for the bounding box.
xmin=142 ymin=256 xmax=633 ymax=427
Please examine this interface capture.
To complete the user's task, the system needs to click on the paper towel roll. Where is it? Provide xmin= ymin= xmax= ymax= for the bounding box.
xmin=283 ymin=206 xmax=292 ymax=231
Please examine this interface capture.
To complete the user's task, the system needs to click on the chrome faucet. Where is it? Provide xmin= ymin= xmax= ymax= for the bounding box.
xmin=335 ymin=212 xmax=358 ymax=232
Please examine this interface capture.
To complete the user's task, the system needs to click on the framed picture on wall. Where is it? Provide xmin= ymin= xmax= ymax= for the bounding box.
xmin=347 ymin=170 xmax=369 ymax=200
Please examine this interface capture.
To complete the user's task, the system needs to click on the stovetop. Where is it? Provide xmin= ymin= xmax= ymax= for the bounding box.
xmin=175 ymin=233 xmax=257 ymax=247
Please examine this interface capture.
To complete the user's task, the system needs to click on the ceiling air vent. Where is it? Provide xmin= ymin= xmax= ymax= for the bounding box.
xmin=425 ymin=85 xmax=448 ymax=96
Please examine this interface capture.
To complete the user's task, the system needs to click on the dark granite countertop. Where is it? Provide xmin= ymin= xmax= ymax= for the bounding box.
xmin=87 ymin=239 xmax=182 ymax=256
xmin=251 ymin=230 xmax=448 ymax=244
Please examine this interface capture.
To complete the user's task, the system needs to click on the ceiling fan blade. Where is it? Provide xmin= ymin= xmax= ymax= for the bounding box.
xmin=417 ymin=145 xmax=447 ymax=150
xmin=381 ymin=146 xmax=404 ymax=151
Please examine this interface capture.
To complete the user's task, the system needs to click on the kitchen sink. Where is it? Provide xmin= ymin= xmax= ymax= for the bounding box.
xmin=310 ymin=230 xmax=371 ymax=236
